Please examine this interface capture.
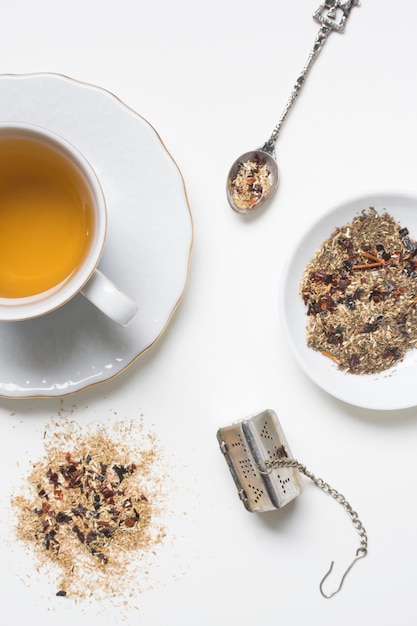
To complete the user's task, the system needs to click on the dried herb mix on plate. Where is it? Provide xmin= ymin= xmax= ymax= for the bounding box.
xmin=300 ymin=208 xmax=417 ymax=375
xmin=12 ymin=419 xmax=166 ymax=599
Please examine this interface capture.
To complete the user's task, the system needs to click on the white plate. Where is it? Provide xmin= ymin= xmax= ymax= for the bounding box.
xmin=0 ymin=73 xmax=193 ymax=398
xmin=279 ymin=190 xmax=417 ymax=410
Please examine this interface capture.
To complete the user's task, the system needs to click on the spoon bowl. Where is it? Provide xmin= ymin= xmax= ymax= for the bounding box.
xmin=226 ymin=149 xmax=279 ymax=215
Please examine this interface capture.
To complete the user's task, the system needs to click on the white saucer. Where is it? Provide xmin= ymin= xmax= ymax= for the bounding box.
xmin=279 ymin=190 xmax=417 ymax=411
xmin=0 ymin=73 xmax=193 ymax=398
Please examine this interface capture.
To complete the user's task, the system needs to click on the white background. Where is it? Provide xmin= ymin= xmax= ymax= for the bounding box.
xmin=0 ymin=1 xmax=417 ymax=624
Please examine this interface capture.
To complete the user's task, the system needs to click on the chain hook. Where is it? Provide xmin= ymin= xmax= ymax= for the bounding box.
xmin=319 ymin=549 xmax=367 ymax=599
xmin=257 ymin=456 xmax=368 ymax=598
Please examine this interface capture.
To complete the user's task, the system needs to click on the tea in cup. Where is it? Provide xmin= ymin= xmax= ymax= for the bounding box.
xmin=0 ymin=122 xmax=138 ymax=325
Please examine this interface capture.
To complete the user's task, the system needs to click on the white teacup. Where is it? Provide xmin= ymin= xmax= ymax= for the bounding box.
xmin=0 ymin=122 xmax=138 ymax=326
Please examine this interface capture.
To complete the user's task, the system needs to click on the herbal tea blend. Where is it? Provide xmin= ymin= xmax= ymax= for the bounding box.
xmin=12 ymin=418 xmax=166 ymax=599
xmin=300 ymin=208 xmax=417 ymax=375
xmin=230 ymin=158 xmax=272 ymax=211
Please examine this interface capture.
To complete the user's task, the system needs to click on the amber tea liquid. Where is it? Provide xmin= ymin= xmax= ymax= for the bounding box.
xmin=0 ymin=135 xmax=94 ymax=298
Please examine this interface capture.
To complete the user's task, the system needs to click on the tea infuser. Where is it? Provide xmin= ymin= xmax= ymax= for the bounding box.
xmin=226 ymin=0 xmax=360 ymax=214
xmin=217 ymin=409 xmax=368 ymax=598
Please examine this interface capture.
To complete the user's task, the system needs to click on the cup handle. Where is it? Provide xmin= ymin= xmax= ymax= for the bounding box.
xmin=80 ymin=269 xmax=138 ymax=327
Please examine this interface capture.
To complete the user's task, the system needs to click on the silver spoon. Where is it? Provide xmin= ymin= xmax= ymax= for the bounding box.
xmin=226 ymin=0 xmax=360 ymax=215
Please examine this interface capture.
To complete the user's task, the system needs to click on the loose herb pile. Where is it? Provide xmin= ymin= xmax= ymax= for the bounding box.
xmin=12 ymin=419 xmax=166 ymax=599
xmin=300 ymin=208 xmax=417 ymax=375
xmin=231 ymin=158 xmax=271 ymax=211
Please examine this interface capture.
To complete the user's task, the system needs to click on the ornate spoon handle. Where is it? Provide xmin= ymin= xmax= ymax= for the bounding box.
xmin=263 ymin=0 xmax=360 ymax=155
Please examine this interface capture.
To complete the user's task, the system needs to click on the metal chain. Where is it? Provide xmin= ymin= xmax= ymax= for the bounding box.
xmin=260 ymin=456 xmax=368 ymax=597
xmin=262 ymin=457 xmax=368 ymax=554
